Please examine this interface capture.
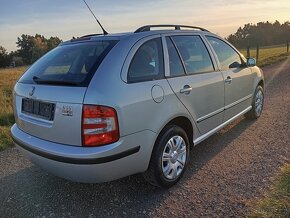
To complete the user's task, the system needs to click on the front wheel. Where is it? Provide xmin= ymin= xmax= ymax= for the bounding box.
xmin=143 ymin=125 xmax=189 ymax=188
xmin=245 ymin=85 xmax=264 ymax=120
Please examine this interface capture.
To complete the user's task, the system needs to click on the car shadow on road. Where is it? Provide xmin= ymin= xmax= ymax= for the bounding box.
xmin=0 ymin=117 xmax=255 ymax=217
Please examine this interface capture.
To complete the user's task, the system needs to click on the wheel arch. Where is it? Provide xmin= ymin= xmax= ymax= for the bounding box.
xmin=258 ymin=79 xmax=264 ymax=89
xmin=252 ymin=66 xmax=265 ymax=93
xmin=155 ymin=116 xmax=195 ymax=148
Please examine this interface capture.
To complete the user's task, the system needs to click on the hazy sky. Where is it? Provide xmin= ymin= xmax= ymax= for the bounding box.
xmin=1 ymin=0 xmax=290 ymax=51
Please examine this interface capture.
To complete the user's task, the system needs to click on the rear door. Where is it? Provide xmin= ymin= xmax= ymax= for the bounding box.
xmin=205 ymin=36 xmax=254 ymax=121
xmin=164 ymin=35 xmax=225 ymax=134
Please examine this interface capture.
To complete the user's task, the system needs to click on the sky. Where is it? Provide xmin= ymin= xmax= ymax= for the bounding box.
xmin=1 ymin=0 xmax=290 ymax=51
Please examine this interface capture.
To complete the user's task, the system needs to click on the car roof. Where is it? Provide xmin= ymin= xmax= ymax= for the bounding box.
xmin=60 ymin=25 xmax=218 ymax=45
xmin=61 ymin=31 xmax=216 ymax=44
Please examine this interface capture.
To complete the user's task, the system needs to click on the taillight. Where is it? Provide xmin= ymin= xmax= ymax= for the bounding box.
xmin=82 ymin=105 xmax=119 ymax=147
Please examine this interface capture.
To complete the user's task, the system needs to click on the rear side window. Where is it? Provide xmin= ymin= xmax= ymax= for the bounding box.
xmin=171 ymin=35 xmax=214 ymax=74
xmin=166 ymin=37 xmax=186 ymax=77
xmin=128 ymin=38 xmax=164 ymax=83
xmin=19 ymin=40 xmax=118 ymax=87
xmin=206 ymin=36 xmax=242 ymax=70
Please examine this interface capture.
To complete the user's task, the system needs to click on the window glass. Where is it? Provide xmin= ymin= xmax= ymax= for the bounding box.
xmin=166 ymin=37 xmax=185 ymax=77
xmin=171 ymin=36 xmax=214 ymax=74
xmin=206 ymin=36 xmax=242 ymax=70
xmin=128 ymin=38 xmax=164 ymax=83
xmin=19 ymin=40 xmax=118 ymax=87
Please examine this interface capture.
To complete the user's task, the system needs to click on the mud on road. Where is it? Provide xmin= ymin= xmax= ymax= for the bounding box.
xmin=1 ymin=59 xmax=290 ymax=217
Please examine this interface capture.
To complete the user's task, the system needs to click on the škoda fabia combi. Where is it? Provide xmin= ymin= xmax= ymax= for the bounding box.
xmin=11 ymin=25 xmax=264 ymax=188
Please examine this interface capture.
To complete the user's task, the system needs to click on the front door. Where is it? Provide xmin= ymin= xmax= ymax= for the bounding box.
xmin=205 ymin=36 xmax=254 ymax=121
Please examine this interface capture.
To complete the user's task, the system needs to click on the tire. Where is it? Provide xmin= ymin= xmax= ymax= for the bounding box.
xmin=143 ymin=125 xmax=190 ymax=188
xmin=245 ymin=85 xmax=264 ymax=120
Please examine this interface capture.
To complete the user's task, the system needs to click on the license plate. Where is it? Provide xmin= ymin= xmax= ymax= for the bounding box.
xmin=22 ymin=98 xmax=55 ymax=121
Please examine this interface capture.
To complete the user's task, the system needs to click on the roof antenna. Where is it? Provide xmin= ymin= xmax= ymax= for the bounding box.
xmin=82 ymin=0 xmax=108 ymax=35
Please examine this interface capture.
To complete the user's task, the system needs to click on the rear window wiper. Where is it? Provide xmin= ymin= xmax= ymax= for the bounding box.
xmin=32 ymin=76 xmax=78 ymax=86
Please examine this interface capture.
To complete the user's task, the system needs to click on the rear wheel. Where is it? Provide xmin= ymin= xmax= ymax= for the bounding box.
xmin=143 ymin=125 xmax=189 ymax=188
xmin=245 ymin=85 xmax=264 ymax=120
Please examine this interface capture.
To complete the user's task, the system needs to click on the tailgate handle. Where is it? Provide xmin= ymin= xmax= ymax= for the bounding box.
xmin=180 ymin=85 xmax=192 ymax=95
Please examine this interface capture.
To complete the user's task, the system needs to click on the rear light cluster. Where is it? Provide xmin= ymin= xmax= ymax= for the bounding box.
xmin=82 ymin=105 xmax=119 ymax=147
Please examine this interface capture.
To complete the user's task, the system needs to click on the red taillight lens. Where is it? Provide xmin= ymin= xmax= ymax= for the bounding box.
xmin=82 ymin=105 xmax=119 ymax=147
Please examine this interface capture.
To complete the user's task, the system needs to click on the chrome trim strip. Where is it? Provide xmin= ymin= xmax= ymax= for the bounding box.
xmin=193 ymin=106 xmax=252 ymax=145
xmin=196 ymin=107 xmax=224 ymax=123
xmin=224 ymin=94 xmax=252 ymax=110
xmin=196 ymin=95 xmax=252 ymax=124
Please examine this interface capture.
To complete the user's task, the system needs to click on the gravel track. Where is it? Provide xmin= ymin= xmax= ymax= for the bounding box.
xmin=1 ymin=59 xmax=290 ymax=217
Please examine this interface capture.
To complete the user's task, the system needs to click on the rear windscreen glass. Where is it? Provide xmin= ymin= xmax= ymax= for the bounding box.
xmin=19 ymin=40 xmax=118 ymax=86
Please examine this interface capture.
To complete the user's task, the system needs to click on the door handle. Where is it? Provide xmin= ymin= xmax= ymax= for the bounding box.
xmin=225 ymin=76 xmax=232 ymax=84
xmin=180 ymin=85 xmax=192 ymax=94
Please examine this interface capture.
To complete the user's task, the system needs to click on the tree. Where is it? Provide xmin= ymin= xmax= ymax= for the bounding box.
xmin=47 ymin=36 xmax=62 ymax=51
xmin=0 ymin=46 xmax=10 ymax=67
xmin=16 ymin=34 xmax=34 ymax=64
xmin=16 ymin=34 xmax=62 ymax=64
xmin=227 ymin=21 xmax=290 ymax=48
xmin=31 ymin=34 xmax=48 ymax=63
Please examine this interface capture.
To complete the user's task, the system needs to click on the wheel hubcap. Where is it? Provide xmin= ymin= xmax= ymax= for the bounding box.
xmin=162 ymin=136 xmax=187 ymax=180
xmin=255 ymin=90 xmax=263 ymax=116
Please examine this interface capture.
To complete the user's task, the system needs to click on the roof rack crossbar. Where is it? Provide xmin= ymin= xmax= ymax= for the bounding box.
xmin=134 ymin=25 xmax=209 ymax=33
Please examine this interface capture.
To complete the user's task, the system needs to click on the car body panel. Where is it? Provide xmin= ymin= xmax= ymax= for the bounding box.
xmin=222 ymin=67 xmax=254 ymax=121
xmin=12 ymin=124 xmax=156 ymax=183
xmin=166 ymin=72 xmax=225 ymax=134
xmin=13 ymin=83 xmax=86 ymax=146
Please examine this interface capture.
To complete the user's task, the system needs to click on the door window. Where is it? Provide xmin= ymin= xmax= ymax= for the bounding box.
xmin=171 ymin=35 xmax=214 ymax=74
xmin=128 ymin=38 xmax=164 ymax=83
xmin=166 ymin=37 xmax=185 ymax=77
xmin=206 ymin=36 xmax=242 ymax=70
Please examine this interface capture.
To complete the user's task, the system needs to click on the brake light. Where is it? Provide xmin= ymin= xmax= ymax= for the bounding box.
xmin=82 ymin=105 xmax=119 ymax=147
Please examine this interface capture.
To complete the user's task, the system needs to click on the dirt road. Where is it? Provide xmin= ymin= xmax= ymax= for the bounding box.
xmin=1 ymin=59 xmax=290 ymax=217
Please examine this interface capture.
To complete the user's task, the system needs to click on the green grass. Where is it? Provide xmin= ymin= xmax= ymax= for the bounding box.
xmin=239 ymin=45 xmax=290 ymax=67
xmin=0 ymin=66 xmax=27 ymax=150
xmin=249 ymin=163 xmax=290 ymax=218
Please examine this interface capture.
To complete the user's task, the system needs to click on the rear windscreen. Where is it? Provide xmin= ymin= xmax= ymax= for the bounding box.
xmin=19 ymin=40 xmax=118 ymax=86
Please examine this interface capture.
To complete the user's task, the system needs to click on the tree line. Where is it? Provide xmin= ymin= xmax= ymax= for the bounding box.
xmin=1 ymin=20 xmax=290 ymax=68
xmin=227 ymin=21 xmax=290 ymax=48
xmin=0 ymin=34 xmax=62 ymax=68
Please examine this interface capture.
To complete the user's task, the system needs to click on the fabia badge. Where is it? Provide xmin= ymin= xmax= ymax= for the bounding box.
xmin=62 ymin=105 xmax=73 ymax=116
xmin=29 ymin=86 xmax=35 ymax=96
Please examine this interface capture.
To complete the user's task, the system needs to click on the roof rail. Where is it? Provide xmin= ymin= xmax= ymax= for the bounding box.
xmin=134 ymin=25 xmax=209 ymax=33
xmin=80 ymin=33 xmax=103 ymax=38
xmin=70 ymin=34 xmax=103 ymax=42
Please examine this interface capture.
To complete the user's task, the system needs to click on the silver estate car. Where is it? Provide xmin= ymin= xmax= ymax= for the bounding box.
xmin=11 ymin=25 xmax=264 ymax=188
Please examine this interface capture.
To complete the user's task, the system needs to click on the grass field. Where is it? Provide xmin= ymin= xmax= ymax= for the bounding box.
xmin=250 ymin=164 xmax=290 ymax=218
xmin=239 ymin=44 xmax=290 ymax=67
xmin=0 ymin=67 xmax=27 ymax=150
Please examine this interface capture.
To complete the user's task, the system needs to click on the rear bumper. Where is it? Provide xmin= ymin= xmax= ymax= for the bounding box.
xmin=11 ymin=124 xmax=156 ymax=183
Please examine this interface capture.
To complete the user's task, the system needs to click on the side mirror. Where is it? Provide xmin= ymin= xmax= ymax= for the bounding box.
xmin=247 ymin=58 xmax=256 ymax=67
